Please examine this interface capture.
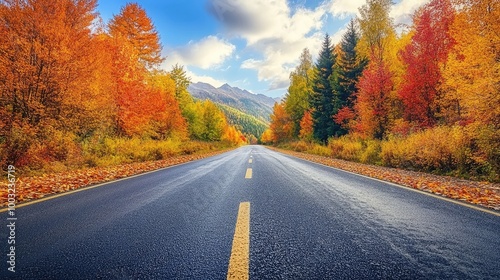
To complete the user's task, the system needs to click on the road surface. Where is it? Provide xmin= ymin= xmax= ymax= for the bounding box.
xmin=1 ymin=145 xmax=499 ymax=279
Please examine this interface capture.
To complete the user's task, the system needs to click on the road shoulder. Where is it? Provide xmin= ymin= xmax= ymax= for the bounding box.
xmin=266 ymin=146 xmax=500 ymax=214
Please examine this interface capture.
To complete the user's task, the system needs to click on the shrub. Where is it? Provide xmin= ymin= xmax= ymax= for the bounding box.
xmin=2 ymin=123 xmax=37 ymax=168
xmin=360 ymin=139 xmax=381 ymax=164
xmin=307 ymin=143 xmax=332 ymax=157
xmin=381 ymin=126 xmax=470 ymax=173
xmin=326 ymin=136 xmax=381 ymax=164
xmin=328 ymin=135 xmax=361 ymax=162
xmin=466 ymin=124 xmax=500 ymax=180
xmin=276 ymin=124 xmax=497 ymax=181
xmin=290 ymin=141 xmax=310 ymax=152
xmin=82 ymin=137 xmax=184 ymax=167
xmin=5 ymin=124 xmax=82 ymax=172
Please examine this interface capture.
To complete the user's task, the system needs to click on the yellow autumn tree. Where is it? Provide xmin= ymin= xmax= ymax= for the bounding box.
xmin=260 ymin=129 xmax=274 ymax=144
xmin=440 ymin=0 xmax=500 ymax=176
xmin=441 ymin=0 xmax=500 ymax=127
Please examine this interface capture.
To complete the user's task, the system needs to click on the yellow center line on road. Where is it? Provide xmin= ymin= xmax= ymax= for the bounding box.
xmin=245 ymin=168 xmax=252 ymax=179
xmin=227 ymin=202 xmax=250 ymax=280
xmin=248 ymin=159 xmax=252 ymax=164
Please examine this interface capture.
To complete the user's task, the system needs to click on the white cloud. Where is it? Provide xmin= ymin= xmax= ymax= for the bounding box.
xmin=166 ymin=36 xmax=235 ymax=69
xmin=204 ymin=0 xmax=430 ymax=91
xmin=328 ymin=0 xmax=365 ymax=17
xmin=209 ymin=0 xmax=327 ymax=90
xmin=391 ymin=0 xmax=431 ymax=26
xmin=241 ymin=33 xmax=324 ymax=90
xmin=186 ymin=69 xmax=227 ymax=88
xmin=209 ymin=0 xmax=291 ymax=45
xmin=328 ymin=0 xmax=430 ymax=26
xmin=330 ymin=25 xmax=348 ymax=45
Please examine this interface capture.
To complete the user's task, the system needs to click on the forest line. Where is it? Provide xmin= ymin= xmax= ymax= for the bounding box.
xmin=261 ymin=0 xmax=499 ymax=182
xmin=0 ymin=1 xmax=246 ymax=175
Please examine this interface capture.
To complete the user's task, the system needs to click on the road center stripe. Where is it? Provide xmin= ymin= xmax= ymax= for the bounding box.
xmin=227 ymin=202 xmax=250 ymax=280
xmin=245 ymin=168 xmax=252 ymax=179
xmin=248 ymin=159 xmax=252 ymax=164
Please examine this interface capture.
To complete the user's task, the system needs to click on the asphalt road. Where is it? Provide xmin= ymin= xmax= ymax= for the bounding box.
xmin=1 ymin=145 xmax=499 ymax=279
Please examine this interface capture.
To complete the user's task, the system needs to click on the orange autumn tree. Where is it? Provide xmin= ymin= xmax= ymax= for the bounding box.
xmin=440 ymin=0 xmax=500 ymax=175
xmin=108 ymin=40 xmax=150 ymax=136
xmin=0 ymin=0 xmax=98 ymax=127
xmin=108 ymin=3 xmax=163 ymax=70
xmin=108 ymin=3 xmax=186 ymax=138
xmin=147 ymin=73 xmax=188 ymax=139
xmin=260 ymin=129 xmax=274 ymax=144
xmin=269 ymin=102 xmax=293 ymax=143
xmin=0 ymin=0 xmax=100 ymax=165
xmin=222 ymin=125 xmax=246 ymax=146
xmin=299 ymin=110 xmax=314 ymax=142
xmin=442 ymin=0 xmax=500 ymax=127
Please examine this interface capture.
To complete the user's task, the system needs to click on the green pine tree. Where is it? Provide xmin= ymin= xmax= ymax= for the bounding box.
xmin=333 ymin=19 xmax=367 ymax=135
xmin=311 ymin=34 xmax=338 ymax=143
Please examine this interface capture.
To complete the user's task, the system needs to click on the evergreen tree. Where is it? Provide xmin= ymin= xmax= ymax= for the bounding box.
xmin=333 ymin=19 xmax=367 ymax=135
xmin=337 ymin=20 xmax=367 ymax=108
xmin=311 ymin=34 xmax=338 ymax=143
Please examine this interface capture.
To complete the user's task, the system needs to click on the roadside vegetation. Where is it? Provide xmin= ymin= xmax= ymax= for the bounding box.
xmin=0 ymin=2 xmax=247 ymax=180
xmin=262 ymin=0 xmax=499 ymax=183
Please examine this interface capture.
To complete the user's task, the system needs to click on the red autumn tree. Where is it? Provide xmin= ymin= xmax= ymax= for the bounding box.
xmin=333 ymin=106 xmax=356 ymax=131
xmin=398 ymin=0 xmax=455 ymax=127
xmin=354 ymin=61 xmax=393 ymax=139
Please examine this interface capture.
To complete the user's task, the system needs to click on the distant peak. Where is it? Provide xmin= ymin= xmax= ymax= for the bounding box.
xmin=194 ymin=81 xmax=212 ymax=86
xmin=219 ymin=83 xmax=232 ymax=89
xmin=189 ymin=82 xmax=216 ymax=90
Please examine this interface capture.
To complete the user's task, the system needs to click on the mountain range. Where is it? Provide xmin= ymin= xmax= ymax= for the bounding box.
xmin=188 ymin=82 xmax=278 ymax=138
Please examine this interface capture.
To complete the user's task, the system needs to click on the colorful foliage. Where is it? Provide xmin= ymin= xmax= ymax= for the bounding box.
xmin=398 ymin=0 xmax=455 ymax=127
xmin=299 ymin=110 xmax=314 ymax=142
xmin=0 ymin=0 xmax=243 ymax=173
xmin=269 ymin=102 xmax=293 ymax=143
xmin=354 ymin=61 xmax=394 ymax=139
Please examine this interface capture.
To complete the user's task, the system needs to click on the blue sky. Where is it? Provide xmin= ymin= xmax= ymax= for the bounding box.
xmin=97 ymin=0 xmax=429 ymax=98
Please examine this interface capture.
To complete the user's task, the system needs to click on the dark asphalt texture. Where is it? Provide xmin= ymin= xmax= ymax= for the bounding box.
xmin=1 ymin=145 xmax=499 ymax=279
